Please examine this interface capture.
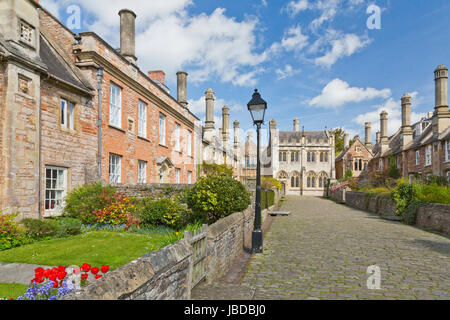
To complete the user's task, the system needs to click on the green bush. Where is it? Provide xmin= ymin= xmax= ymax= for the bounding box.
xmin=62 ymin=183 xmax=117 ymax=224
xmin=53 ymin=217 xmax=82 ymax=236
xmin=261 ymin=177 xmax=281 ymax=190
xmin=186 ymin=175 xmax=251 ymax=224
xmin=21 ymin=218 xmax=60 ymax=239
xmin=0 ymin=212 xmax=30 ymax=251
xmin=391 ymin=182 xmax=420 ymax=216
xmin=201 ymin=162 xmax=234 ymax=177
xmin=138 ymin=198 xmax=185 ymax=230
xmin=417 ymin=183 xmax=450 ymax=204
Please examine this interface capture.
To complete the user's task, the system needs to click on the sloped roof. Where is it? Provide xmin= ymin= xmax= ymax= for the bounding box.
xmin=39 ymin=35 xmax=92 ymax=93
xmin=335 ymin=137 xmax=373 ymax=161
xmin=279 ymin=130 xmax=328 ymax=142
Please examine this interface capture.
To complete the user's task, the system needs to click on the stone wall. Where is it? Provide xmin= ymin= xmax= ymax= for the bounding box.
xmin=330 ymin=190 xmax=450 ymax=234
xmin=416 ymin=203 xmax=450 ymax=234
xmin=114 ymin=183 xmax=191 ymax=198
xmin=63 ymin=190 xmax=280 ymax=300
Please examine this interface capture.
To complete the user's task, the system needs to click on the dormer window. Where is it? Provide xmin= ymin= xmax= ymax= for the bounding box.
xmin=20 ymin=21 xmax=34 ymax=45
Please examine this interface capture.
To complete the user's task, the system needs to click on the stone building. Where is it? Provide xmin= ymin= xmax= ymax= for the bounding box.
xmin=335 ymin=130 xmax=373 ymax=180
xmin=368 ymin=65 xmax=450 ymax=182
xmin=199 ymin=88 xmax=241 ymax=180
xmin=0 ymin=0 xmax=99 ymax=219
xmin=264 ymin=118 xmax=336 ymax=196
xmin=0 ymin=1 xmax=211 ymax=219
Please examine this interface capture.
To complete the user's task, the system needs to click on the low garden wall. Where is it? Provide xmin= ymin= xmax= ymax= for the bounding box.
xmin=63 ymin=189 xmax=280 ymax=300
xmin=114 ymin=184 xmax=191 ymax=198
xmin=330 ymin=189 xmax=450 ymax=234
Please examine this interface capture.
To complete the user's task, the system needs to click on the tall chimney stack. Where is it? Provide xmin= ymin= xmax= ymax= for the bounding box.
xmin=205 ymin=89 xmax=215 ymax=139
xmin=222 ymin=106 xmax=230 ymax=145
xmin=432 ymin=65 xmax=450 ymax=136
xmin=376 ymin=131 xmax=380 ymax=144
xmin=233 ymin=120 xmax=240 ymax=149
xmin=176 ymin=71 xmax=188 ymax=108
xmin=269 ymin=119 xmax=277 ymax=130
xmin=119 ymin=9 xmax=137 ymax=65
xmin=380 ymin=111 xmax=389 ymax=154
xmin=401 ymin=94 xmax=413 ymax=147
xmin=293 ymin=118 xmax=299 ymax=132
xmin=343 ymin=132 xmax=349 ymax=149
xmin=365 ymin=122 xmax=373 ymax=149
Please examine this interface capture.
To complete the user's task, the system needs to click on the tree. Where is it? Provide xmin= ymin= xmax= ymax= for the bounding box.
xmin=331 ymin=128 xmax=355 ymax=157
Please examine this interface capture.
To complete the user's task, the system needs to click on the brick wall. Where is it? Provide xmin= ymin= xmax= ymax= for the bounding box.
xmin=114 ymin=183 xmax=191 ymax=198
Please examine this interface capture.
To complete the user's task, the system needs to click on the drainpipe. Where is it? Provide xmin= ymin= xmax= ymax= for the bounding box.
xmin=96 ymin=67 xmax=104 ymax=180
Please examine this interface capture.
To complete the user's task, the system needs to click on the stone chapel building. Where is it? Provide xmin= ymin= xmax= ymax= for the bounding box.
xmin=264 ymin=118 xmax=336 ymax=196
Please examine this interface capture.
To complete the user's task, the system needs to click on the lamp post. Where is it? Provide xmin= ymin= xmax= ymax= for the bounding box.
xmin=247 ymin=89 xmax=267 ymax=254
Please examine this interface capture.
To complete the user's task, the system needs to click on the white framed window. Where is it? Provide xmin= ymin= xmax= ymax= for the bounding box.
xmin=425 ymin=145 xmax=432 ymax=166
xmin=175 ymin=168 xmax=180 ymax=184
xmin=187 ymin=130 xmax=192 ymax=157
xmin=61 ymin=100 xmax=75 ymax=130
xmin=109 ymin=154 xmax=122 ymax=183
xmin=415 ymin=150 xmax=420 ymax=166
xmin=109 ymin=83 xmax=122 ymax=127
xmin=187 ymin=171 xmax=192 ymax=184
xmin=45 ymin=166 xmax=67 ymax=214
xmin=138 ymin=160 xmax=147 ymax=184
xmin=138 ymin=101 xmax=147 ymax=138
xmin=175 ymin=123 xmax=181 ymax=152
xmin=446 ymin=140 xmax=450 ymax=162
xmin=159 ymin=113 xmax=166 ymax=146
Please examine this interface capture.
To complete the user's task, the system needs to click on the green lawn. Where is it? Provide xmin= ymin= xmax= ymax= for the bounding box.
xmin=0 ymin=283 xmax=28 ymax=299
xmin=0 ymin=230 xmax=175 ymax=271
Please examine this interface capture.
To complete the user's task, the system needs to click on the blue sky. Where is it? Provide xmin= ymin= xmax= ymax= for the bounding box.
xmin=41 ymin=0 xmax=450 ymax=145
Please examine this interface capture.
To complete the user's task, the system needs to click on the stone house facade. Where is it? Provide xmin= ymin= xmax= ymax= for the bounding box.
xmin=0 ymin=0 xmax=97 ymax=219
xmin=368 ymin=65 xmax=450 ymax=182
xmin=1 ymin=1 xmax=244 ymax=219
xmin=264 ymin=118 xmax=336 ymax=196
xmin=335 ymin=134 xmax=373 ymax=180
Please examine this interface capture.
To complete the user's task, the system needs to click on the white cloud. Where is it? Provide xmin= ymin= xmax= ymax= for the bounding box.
xmin=314 ymin=32 xmax=371 ymax=67
xmin=283 ymin=0 xmax=309 ymax=17
xmin=352 ymin=92 xmax=425 ymax=136
xmin=187 ymin=95 xmax=244 ymax=116
xmin=48 ymin=1 xmax=267 ymax=87
xmin=269 ymin=25 xmax=309 ymax=55
xmin=309 ymin=78 xmax=391 ymax=108
xmin=276 ymin=64 xmax=302 ymax=80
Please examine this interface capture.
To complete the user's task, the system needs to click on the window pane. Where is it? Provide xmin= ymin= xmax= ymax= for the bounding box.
xmin=69 ymin=103 xmax=75 ymax=130
xmin=61 ymin=100 xmax=67 ymax=127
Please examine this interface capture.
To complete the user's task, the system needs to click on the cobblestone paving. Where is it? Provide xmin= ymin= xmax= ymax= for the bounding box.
xmin=241 ymin=196 xmax=450 ymax=300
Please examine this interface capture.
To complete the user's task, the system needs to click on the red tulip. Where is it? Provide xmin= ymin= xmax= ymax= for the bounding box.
xmin=81 ymin=274 xmax=88 ymax=280
xmin=100 ymin=265 xmax=109 ymax=274
xmin=58 ymin=266 xmax=66 ymax=273
xmin=81 ymin=263 xmax=91 ymax=272
xmin=52 ymin=281 xmax=58 ymax=288
xmin=49 ymin=273 xmax=57 ymax=281
xmin=44 ymin=269 xmax=51 ymax=278
xmin=57 ymin=271 xmax=67 ymax=280
xmin=91 ymin=267 xmax=99 ymax=275
xmin=95 ymin=275 xmax=102 ymax=279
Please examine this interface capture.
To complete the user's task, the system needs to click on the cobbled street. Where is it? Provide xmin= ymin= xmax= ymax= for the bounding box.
xmin=193 ymin=196 xmax=450 ymax=300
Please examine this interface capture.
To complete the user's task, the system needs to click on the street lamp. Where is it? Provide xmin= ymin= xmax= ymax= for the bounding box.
xmin=247 ymin=89 xmax=267 ymax=254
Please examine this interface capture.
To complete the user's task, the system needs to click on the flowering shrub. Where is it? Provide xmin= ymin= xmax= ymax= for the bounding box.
xmin=0 ymin=212 xmax=30 ymax=251
xmin=63 ymin=183 xmax=118 ymax=224
xmin=329 ymin=181 xmax=350 ymax=192
xmin=93 ymin=193 xmax=139 ymax=228
xmin=17 ymin=264 xmax=109 ymax=300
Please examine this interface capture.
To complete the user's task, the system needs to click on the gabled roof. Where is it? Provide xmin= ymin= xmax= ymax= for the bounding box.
xmin=335 ymin=137 xmax=373 ymax=161
xmin=40 ymin=35 xmax=93 ymax=94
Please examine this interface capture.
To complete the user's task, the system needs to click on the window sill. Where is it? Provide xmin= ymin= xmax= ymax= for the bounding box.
xmin=108 ymin=124 xmax=125 ymax=133
xmin=138 ymin=135 xmax=150 ymax=142
xmin=159 ymin=143 xmax=168 ymax=149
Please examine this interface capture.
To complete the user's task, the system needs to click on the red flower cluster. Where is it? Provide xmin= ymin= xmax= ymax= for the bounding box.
xmin=31 ymin=264 xmax=110 ymax=286
xmin=32 ymin=266 xmax=67 ymax=288
xmin=81 ymin=263 xmax=109 ymax=280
